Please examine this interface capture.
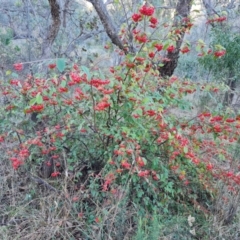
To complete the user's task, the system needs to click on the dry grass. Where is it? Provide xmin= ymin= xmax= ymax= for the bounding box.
xmin=1 ymin=155 xmax=240 ymax=240
xmin=0 ymin=151 xmax=136 ymax=239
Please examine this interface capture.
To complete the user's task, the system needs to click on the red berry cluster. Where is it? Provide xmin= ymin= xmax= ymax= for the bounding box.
xmin=132 ymin=5 xmax=157 ymax=28
xmin=139 ymin=5 xmax=155 ymax=16
xmin=206 ymin=16 xmax=227 ymax=24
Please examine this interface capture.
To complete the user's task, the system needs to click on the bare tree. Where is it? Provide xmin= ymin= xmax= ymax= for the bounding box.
xmin=0 ymin=0 xmax=108 ymax=68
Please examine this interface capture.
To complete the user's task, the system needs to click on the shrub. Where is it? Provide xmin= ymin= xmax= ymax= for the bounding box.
xmin=0 ymin=4 xmax=240 ymax=238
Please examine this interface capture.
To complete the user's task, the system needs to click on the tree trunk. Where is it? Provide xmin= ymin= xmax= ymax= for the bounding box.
xmin=42 ymin=0 xmax=61 ymax=58
xmin=87 ymin=0 xmax=125 ymax=52
xmin=159 ymin=0 xmax=193 ymax=77
xmin=223 ymin=74 xmax=236 ymax=106
xmin=88 ymin=0 xmax=192 ymax=77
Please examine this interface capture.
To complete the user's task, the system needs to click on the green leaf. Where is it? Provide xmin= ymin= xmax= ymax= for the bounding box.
xmin=11 ymin=72 xmax=18 ymax=78
xmin=198 ymin=39 xmax=205 ymax=45
xmin=213 ymin=132 xmax=218 ymax=140
xmin=195 ymin=45 xmax=202 ymax=52
xmin=214 ymin=44 xmax=224 ymax=50
xmin=142 ymin=157 xmax=147 ymax=165
xmin=137 ymin=190 xmax=144 ymax=198
xmin=133 ymin=108 xmax=142 ymax=116
xmin=68 ymin=165 xmax=74 ymax=171
xmin=5 ymin=38 xmax=10 ymax=45
xmin=36 ymin=93 xmax=43 ymax=104
xmin=14 ymin=46 xmax=21 ymax=51
xmin=163 ymin=42 xmax=170 ymax=50
xmin=56 ymin=58 xmax=66 ymax=72
xmin=29 ymin=98 xmax=37 ymax=106
xmin=142 ymin=97 xmax=152 ymax=104
xmin=219 ymin=153 xmax=226 ymax=161
xmin=77 ymin=120 xmax=86 ymax=131
xmin=168 ymin=132 xmax=173 ymax=140
xmin=60 ymin=80 xmax=66 ymax=87
xmin=183 ymin=146 xmax=188 ymax=154
xmin=81 ymin=66 xmax=91 ymax=79
xmin=98 ymin=69 xmax=105 ymax=80
xmin=6 ymin=70 xmax=11 ymax=76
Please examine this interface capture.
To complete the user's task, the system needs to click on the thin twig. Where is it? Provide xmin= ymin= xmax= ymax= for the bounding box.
xmin=29 ymin=173 xmax=59 ymax=193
